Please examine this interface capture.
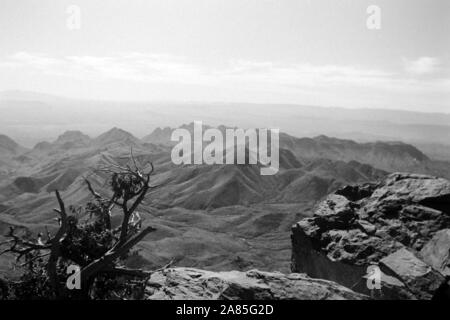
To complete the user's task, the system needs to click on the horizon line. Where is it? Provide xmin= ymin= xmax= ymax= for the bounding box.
xmin=1 ymin=89 xmax=449 ymax=116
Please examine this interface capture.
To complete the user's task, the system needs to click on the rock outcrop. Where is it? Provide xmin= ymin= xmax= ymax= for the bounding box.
xmin=145 ymin=267 xmax=366 ymax=300
xmin=420 ymin=229 xmax=450 ymax=277
xmin=291 ymin=172 xmax=450 ymax=299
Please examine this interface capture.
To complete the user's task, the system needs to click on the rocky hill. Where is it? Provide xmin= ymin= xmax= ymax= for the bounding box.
xmin=141 ymin=124 xmax=450 ymax=178
xmin=1 ymin=126 xmax=450 ymax=298
xmin=291 ymin=172 xmax=450 ymax=299
xmin=141 ymin=172 xmax=450 ymax=300
xmin=143 ymin=172 xmax=450 ymax=300
xmin=0 ymin=134 xmax=26 ymax=156
xmin=279 ymin=134 xmax=450 ymax=179
xmin=0 ymin=128 xmax=390 ymax=276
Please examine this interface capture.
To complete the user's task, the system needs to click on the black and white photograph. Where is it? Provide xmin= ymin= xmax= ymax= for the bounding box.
xmin=0 ymin=0 xmax=449 ymax=308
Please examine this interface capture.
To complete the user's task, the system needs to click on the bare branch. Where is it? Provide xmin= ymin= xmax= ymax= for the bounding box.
xmin=150 ymin=258 xmax=176 ymax=273
xmin=79 ymin=226 xmax=156 ymax=287
xmin=84 ymin=178 xmax=102 ymax=199
xmin=130 ymin=147 xmax=139 ymax=171
xmin=20 ymin=252 xmax=51 ymax=267
xmin=47 ymin=190 xmax=68 ymax=295
xmin=0 ymin=227 xmax=51 ymax=259
xmin=103 ymin=266 xmax=151 ymax=278
xmin=84 ymin=177 xmax=114 ymax=230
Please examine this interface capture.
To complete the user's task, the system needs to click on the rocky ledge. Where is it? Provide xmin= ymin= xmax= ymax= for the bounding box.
xmin=291 ymin=172 xmax=450 ymax=299
xmin=145 ymin=268 xmax=366 ymax=300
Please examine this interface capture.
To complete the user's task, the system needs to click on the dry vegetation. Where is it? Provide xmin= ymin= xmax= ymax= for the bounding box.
xmin=0 ymin=151 xmax=167 ymax=300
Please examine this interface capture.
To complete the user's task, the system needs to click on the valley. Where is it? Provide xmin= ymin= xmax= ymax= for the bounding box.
xmin=1 ymin=123 xmax=448 ymax=279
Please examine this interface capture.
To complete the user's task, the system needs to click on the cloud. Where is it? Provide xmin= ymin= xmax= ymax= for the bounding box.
xmin=220 ymin=60 xmax=395 ymax=89
xmin=0 ymin=52 xmax=59 ymax=70
xmin=403 ymin=57 xmax=440 ymax=75
xmin=0 ymin=52 xmax=394 ymax=88
xmin=0 ymin=52 xmax=448 ymax=98
xmin=1 ymin=52 xmax=204 ymax=84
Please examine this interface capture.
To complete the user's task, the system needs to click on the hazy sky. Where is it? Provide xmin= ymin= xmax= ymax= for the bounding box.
xmin=0 ymin=0 xmax=449 ymax=112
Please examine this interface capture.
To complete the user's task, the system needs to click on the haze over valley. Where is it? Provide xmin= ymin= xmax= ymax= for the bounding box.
xmin=1 ymin=90 xmax=450 ymax=160
xmin=1 ymin=110 xmax=449 ymax=277
xmin=1 ymin=0 xmax=449 ymax=300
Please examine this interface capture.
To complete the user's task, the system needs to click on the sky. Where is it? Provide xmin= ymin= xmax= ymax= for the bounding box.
xmin=0 ymin=0 xmax=449 ymax=112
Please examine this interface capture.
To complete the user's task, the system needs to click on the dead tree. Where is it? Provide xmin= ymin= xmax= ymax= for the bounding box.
xmin=0 ymin=151 xmax=164 ymax=299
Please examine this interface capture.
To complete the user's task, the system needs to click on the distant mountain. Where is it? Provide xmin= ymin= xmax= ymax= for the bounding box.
xmin=2 ymin=91 xmax=449 ymax=150
xmin=28 ymin=125 xmax=435 ymax=177
xmin=29 ymin=131 xmax=92 ymax=157
xmin=0 ymin=134 xmax=27 ymax=158
xmin=0 ymin=124 xmax=393 ymax=212
xmin=143 ymin=123 xmax=224 ymax=145
xmin=141 ymin=124 xmax=446 ymax=177
xmin=0 ymin=134 xmax=28 ymax=180
xmin=54 ymin=130 xmax=91 ymax=148
xmin=136 ymin=144 xmax=386 ymax=210
xmin=0 ymin=134 xmax=22 ymax=154
xmin=279 ymin=134 xmax=430 ymax=173
xmin=92 ymin=127 xmax=141 ymax=148
xmin=33 ymin=141 xmax=52 ymax=151
xmin=142 ymin=127 xmax=173 ymax=144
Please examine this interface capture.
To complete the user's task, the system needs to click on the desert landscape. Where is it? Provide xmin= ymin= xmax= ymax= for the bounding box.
xmin=0 ymin=91 xmax=449 ymax=299
xmin=0 ymin=0 xmax=449 ymax=302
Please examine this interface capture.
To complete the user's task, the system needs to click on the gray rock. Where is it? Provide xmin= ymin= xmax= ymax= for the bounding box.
xmin=145 ymin=267 xmax=367 ymax=300
xmin=380 ymin=248 xmax=444 ymax=300
xmin=291 ymin=172 xmax=450 ymax=299
xmin=420 ymin=229 xmax=450 ymax=276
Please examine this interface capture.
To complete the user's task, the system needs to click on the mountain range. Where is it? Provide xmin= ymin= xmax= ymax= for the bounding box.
xmin=1 ymin=91 xmax=450 ymax=161
xmin=0 ymin=123 xmax=449 ymax=278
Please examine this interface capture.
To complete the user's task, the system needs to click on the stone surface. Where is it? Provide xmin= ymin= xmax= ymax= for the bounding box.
xmin=145 ymin=267 xmax=366 ymax=300
xmin=420 ymin=229 xmax=450 ymax=276
xmin=380 ymin=248 xmax=444 ymax=300
xmin=291 ymin=172 xmax=450 ymax=299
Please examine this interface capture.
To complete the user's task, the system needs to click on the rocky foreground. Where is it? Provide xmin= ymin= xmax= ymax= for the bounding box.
xmin=144 ymin=173 xmax=450 ymax=300
xmin=292 ymin=172 xmax=450 ymax=299
xmin=145 ymin=268 xmax=365 ymax=300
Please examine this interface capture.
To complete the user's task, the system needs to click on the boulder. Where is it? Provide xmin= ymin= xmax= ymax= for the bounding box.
xmin=380 ymin=248 xmax=444 ymax=300
xmin=145 ymin=267 xmax=366 ymax=300
xmin=420 ymin=229 xmax=450 ymax=276
xmin=291 ymin=172 xmax=450 ymax=299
